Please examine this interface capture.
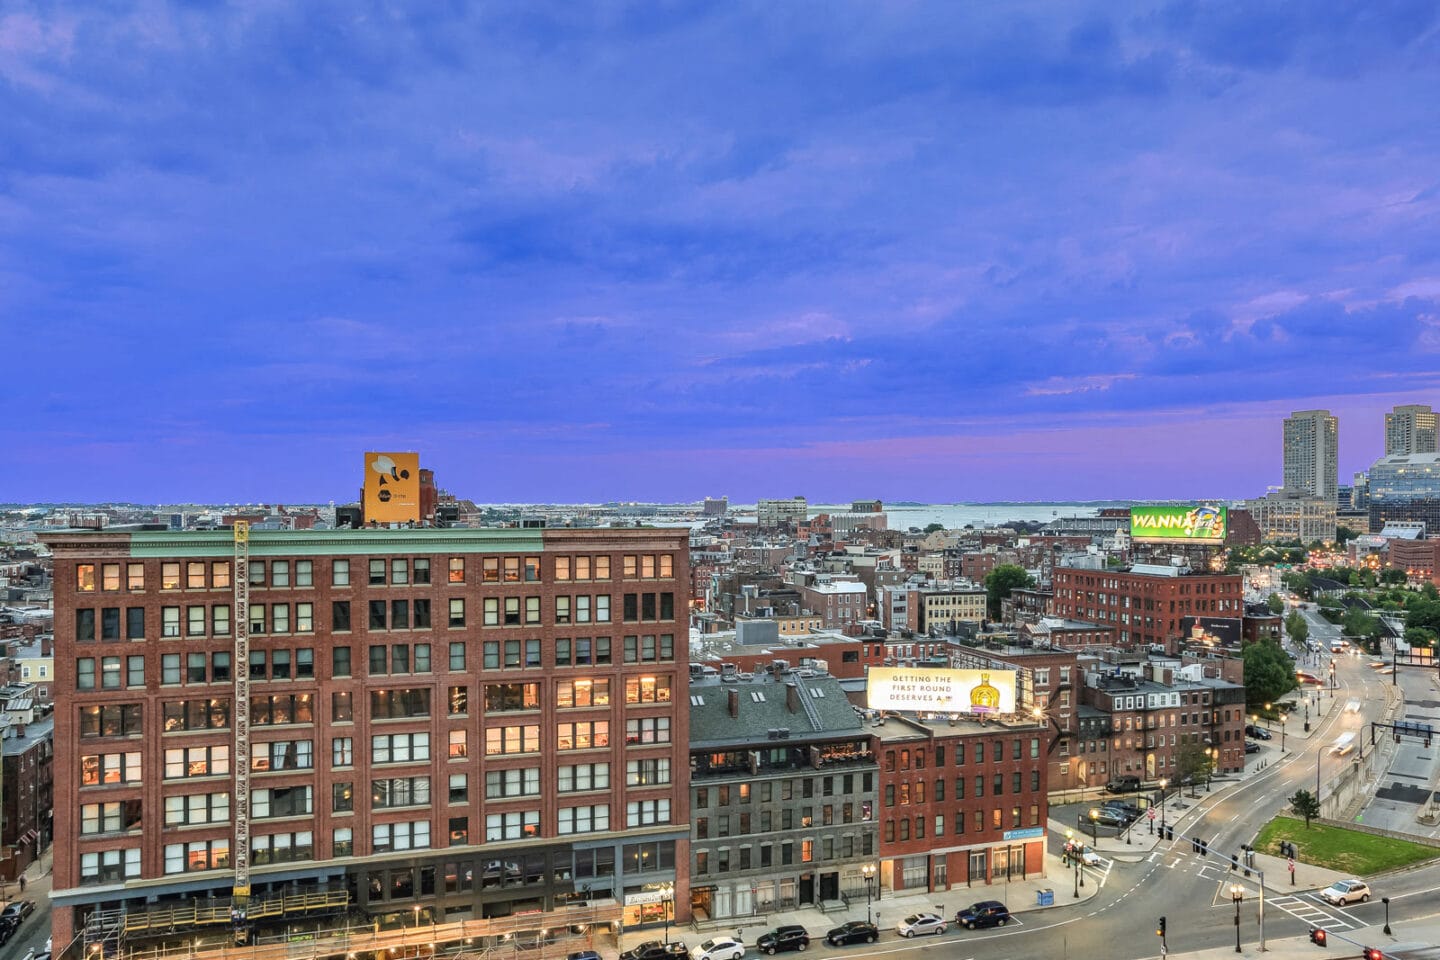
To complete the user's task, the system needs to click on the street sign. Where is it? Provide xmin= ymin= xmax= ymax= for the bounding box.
xmin=1148 ymin=809 xmax=1156 ymax=821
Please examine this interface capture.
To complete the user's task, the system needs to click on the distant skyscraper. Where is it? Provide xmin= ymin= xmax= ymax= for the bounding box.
xmin=1385 ymin=404 xmax=1437 ymax=456
xmin=1283 ymin=409 xmax=1339 ymax=501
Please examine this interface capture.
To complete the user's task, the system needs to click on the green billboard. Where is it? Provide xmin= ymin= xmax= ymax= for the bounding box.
xmin=1130 ymin=504 xmax=1227 ymax=543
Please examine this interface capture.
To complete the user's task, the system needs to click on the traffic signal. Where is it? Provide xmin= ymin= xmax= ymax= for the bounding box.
xmin=1308 ymin=927 xmax=1327 ymax=947
xmin=1157 ymin=916 xmax=1166 ymax=938
xmin=1200 ymin=839 xmax=1209 ymax=856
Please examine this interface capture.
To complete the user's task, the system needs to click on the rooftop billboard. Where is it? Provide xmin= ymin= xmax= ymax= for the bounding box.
xmin=867 ymin=667 xmax=1017 ymax=715
xmin=363 ymin=452 xmax=421 ymax=524
xmin=1130 ymin=504 xmax=1227 ymax=544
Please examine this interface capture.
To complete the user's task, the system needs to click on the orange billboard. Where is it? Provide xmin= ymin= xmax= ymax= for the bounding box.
xmin=364 ymin=452 xmax=421 ymax=524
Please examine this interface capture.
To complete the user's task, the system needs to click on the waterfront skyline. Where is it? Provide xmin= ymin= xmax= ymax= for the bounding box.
xmin=5 ymin=2 xmax=1440 ymax=503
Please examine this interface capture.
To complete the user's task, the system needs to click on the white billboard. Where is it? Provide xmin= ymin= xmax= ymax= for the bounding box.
xmin=867 ymin=667 xmax=1017 ymax=715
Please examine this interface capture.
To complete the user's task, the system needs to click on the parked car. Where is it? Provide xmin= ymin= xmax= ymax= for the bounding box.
xmin=0 ymin=902 xmax=35 ymax=924
xmin=1080 ymin=849 xmax=1103 ymax=867
xmin=691 ymin=938 xmax=745 ymax=960
xmin=1245 ymin=725 xmax=1272 ymax=740
xmin=825 ymin=921 xmax=878 ymax=946
xmin=756 ymin=926 xmax=810 ymax=955
xmin=0 ymin=922 xmax=14 ymax=948
xmin=955 ymin=901 xmax=1010 ymax=930
xmin=1319 ymin=879 xmax=1371 ymax=906
xmin=1102 ymin=799 xmax=1142 ymax=820
xmin=621 ymin=942 xmax=688 ymax=960
xmin=1083 ymin=809 xmax=1129 ymax=829
xmin=1245 ymin=740 xmax=1261 ymax=754
xmin=896 ymin=913 xmax=946 ymax=938
xmin=1105 ymin=775 xmax=1141 ymax=793
xmin=568 ymin=952 xmax=603 ymax=960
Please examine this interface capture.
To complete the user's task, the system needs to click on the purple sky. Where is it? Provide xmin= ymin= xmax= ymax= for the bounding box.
xmin=5 ymin=2 xmax=1440 ymax=504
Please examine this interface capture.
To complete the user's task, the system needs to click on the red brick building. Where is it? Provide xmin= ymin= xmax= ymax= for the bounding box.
xmin=43 ymin=526 xmax=691 ymax=954
xmin=1051 ymin=566 xmax=1243 ymax=650
xmin=874 ymin=716 xmax=1049 ymax=893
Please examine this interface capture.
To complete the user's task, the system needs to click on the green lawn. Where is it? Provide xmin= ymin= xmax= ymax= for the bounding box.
xmin=1255 ymin=816 xmax=1440 ymax=875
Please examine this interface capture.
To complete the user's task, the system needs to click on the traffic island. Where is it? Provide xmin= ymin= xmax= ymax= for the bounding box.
xmin=1254 ymin=816 xmax=1440 ymax=875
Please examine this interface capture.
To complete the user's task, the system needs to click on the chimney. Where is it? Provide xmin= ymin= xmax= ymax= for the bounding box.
xmin=728 ymin=689 xmax=740 ymax=718
xmin=786 ymin=682 xmax=800 ymax=714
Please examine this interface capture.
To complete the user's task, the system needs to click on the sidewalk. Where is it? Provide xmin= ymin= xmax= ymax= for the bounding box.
xmin=1166 ymin=918 xmax=1440 ymax=960
xmin=753 ymin=849 xmax=1100 ymax=940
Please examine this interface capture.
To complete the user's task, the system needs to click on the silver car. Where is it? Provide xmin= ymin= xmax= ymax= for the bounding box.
xmin=692 ymin=938 xmax=745 ymax=960
xmin=896 ymin=913 xmax=947 ymax=937
xmin=1319 ymin=879 xmax=1370 ymax=906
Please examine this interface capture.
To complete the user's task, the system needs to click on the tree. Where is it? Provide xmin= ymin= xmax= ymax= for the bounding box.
xmin=1380 ymin=568 xmax=1408 ymax=586
xmin=1266 ymin=594 xmax=1284 ymax=615
xmin=1406 ymin=598 xmax=1440 ymax=636
xmin=1405 ymin=626 xmax=1438 ymax=648
xmin=1175 ymin=740 xmax=1215 ymax=789
xmin=1284 ymin=611 xmax=1309 ymax=648
xmin=1336 ymin=526 xmax=1360 ymax=546
xmin=984 ymin=564 xmax=1033 ymax=619
xmin=923 ymin=523 xmax=945 ymax=534
xmin=1290 ymin=788 xmax=1321 ymax=828
xmin=1245 ymin=638 xmax=1298 ymax=706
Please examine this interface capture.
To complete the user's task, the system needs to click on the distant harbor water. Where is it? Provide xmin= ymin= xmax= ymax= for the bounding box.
xmin=813 ymin=503 xmax=1107 ymax=530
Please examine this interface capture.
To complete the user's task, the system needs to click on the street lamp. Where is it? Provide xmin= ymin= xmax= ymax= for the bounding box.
xmin=1279 ymin=711 xmax=1287 ymax=754
xmin=1206 ymin=748 xmax=1216 ymax=791
xmin=1065 ymin=829 xmax=1082 ymax=897
xmin=1088 ymin=807 xmax=1101 ymax=851
xmin=660 ymin=882 xmax=674 ymax=945
xmin=1383 ymin=896 xmax=1391 ymax=936
xmin=862 ymin=864 xmax=876 ymax=923
xmin=1230 ymin=883 xmax=1245 ymax=953
xmin=1158 ymin=778 xmax=1168 ymax=835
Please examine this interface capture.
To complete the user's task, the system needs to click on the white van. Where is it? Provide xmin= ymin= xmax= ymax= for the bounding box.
xmin=1345 ymin=699 xmax=1361 ymax=714
xmin=1331 ymin=732 xmax=1356 ymax=756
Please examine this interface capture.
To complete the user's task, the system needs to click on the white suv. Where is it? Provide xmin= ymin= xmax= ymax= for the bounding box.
xmin=1319 ymin=879 xmax=1371 ymax=906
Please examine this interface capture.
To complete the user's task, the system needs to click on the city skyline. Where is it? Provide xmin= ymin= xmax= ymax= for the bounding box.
xmin=5 ymin=3 xmax=1440 ymax=503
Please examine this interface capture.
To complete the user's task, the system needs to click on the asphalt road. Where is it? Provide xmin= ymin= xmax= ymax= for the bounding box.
xmin=789 ymin=653 xmax=1440 ymax=960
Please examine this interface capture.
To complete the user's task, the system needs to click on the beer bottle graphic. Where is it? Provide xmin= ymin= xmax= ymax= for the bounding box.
xmin=970 ymin=673 xmax=1001 ymax=713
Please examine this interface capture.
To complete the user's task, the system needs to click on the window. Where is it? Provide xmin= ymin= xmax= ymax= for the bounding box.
xmin=369 ymin=559 xmax=386 ymax=585
xmin=332 ymin=559 xmax=350 ymax=586
xmin=333 ymin=600 xmax=351 ymax=632
xmin=485 ymin=683 xmax=540 ymax=712
xmin=485 ymin=810 xmax=540 ymax=841
xmin=626 ymin=758 xmax=671 ymax=786
xmin=558 ymin=763 xmax=610 ymax=793
xmin=449 ymin=557 xmax=465 ymax=583
xmin=559 ymin=805 xmax=610 ymax=834
xmin=413 ymin=558 xmax=431 ymax=584
xmin=483 ymin=557 xmax=500 ymax=583
xmin=80 ymin=703 xmax=143 ymax=738
xmin=333 ymin=645 xmax=352 ymax=677
xmin=254 ymin=786 xmax=313 ymax=819
xmin=557 ymin=678 xmax=610 ymax=707
xmin=253 ymin=740 xmax=313 ymax=772
xmin=557 ymin=720 xmax=609 ymax=750
xmin=163 ymin=745 xmax=228 ymax=779
xmin=296 ymin=603 xmax=314 ymax=632
xmin=486 ymin=767 xmax=542 ymax=798
xmin=163 ymin=838 xmax=232 ymax=874
xmin=370 ymin=688 xmax=432 ymax=720
xmin=449 ymin=773 xmax=468 ymax=803
xmin=271 ymin=561 xmax=291 ymax=587
xmin=81 ymin=751 xmax=144 ymax=785
xmin=163 ymin=699 xmax=231 ymax=732
xmin=449 ymin=598 xmax=465 ymax=627
xmin=127 ymin=563 xmax=145 ymax=590
xmin=623 ymin=634 xmax=675 ymax=663
xmin=485 ymin=725 xmax=540 ymax=755
xmin=504 ymin=597 xmax=520 ymax=625
xmin=81 ymin=848 xmax=141 ymax=885
xmin=556 ymin=557 xmax=572 ymax=581
xmin=333 ymin=692 xmax=353 ymax=722
xmin=372 ymin=776 xmax=431 ymax=808
xmin=212 ymin=604 xmax=231 ymax=637
xmin=556 ymin=596 xmax=572 ymax=624
xmin=126 ymin=607 xmax=145 ymax=639
xmin=77 ymin=563 xmax=97 ymax=591
xmin=249 ymin=694 xmax=314 ymax=725
xmin=371 ymin=732 xmax=431 ymax=764
xmin=333 ymin=737 xmax=354 ymax=767
xmin=253 ymin=831 xmax=314 ymax=864
xmin=448 ymin=686 xmax=469 ymax=715
xmin=83 ymin=799 xmax=144 ymax=834
xmin=625 ymin=717 xmax=671 ymax=744
xmin=627 ymin=799 xmax=671 ymax=827
xmin=625 ymin=676 xmax=673 ymax=704
xmin=449 ymin=642 xmax=466 ymax=671
xmin=249 ymin=561 xmax=265 ymax=586
xmin=333 ymin=827 xmax=354 ymax=857
xmin=449 ymin=729 xmax=468 ymax=758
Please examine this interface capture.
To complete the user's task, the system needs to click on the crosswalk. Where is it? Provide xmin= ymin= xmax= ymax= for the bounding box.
xmin=1264 ymin=894 xmax=1360 ymax=931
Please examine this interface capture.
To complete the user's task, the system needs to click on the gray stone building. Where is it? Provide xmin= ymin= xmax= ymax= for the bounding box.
xmin=687 ymin=667 xmax=878 ymax=922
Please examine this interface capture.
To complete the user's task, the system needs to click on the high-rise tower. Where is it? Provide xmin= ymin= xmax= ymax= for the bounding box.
xmin=1385 ymin=404 xmax=1437 ymax=456
xmin=1283 ymin=409 xmax=1339 ymax=500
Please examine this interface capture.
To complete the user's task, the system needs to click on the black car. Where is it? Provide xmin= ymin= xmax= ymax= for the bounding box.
xmin=1245 ymin=740 xmax=1261 ymax=754
xmin=0 ymin=922 xmax=14 ymax=948
xmin=955 ymin=901 xmax=1011 ymax=930
xmin=756 ymin=926 xmax=809 ymax=955
xmin=825 ymin=921 xmax=878 ymax=947
xmin=1245 ymin=725 xmax=1272 ymax=740
xmin=621 ymin=942 xmax=687 ymax=960
xmin=1105 ymin=775 xmax=1141 ymax=793
xmin=1102 ymin=799 xmax=1142 ymax=820
xmin=0 ymin=902 xmax=34 ymax=924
